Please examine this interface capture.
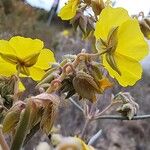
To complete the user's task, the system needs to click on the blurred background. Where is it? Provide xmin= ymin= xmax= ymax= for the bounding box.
xmin=0 ymin=0 xmax=150 ymax=150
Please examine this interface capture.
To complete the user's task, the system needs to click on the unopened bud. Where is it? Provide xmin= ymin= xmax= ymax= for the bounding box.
xmin=139 ymin=18 xmax=150 ymax=40
xmin=73 ymin=71 xmax=100 ymax=102
xmin=91 ymin=0 xmax=105 ymax=16
xmin=32 ymin=93 xmax=60 ymax=134
xmin=114 ymin=92 xmax=139 ymax=120
xmin=2 ymin=101 xmax=26 ymax=133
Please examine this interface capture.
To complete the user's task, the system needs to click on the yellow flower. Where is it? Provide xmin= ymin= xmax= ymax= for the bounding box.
xmin=77 ymin=138 xmax=95 ymax=150
xmin=56 ymin=136 xmax=95 ymax=150
xmin=0 ymin=36 xmax=56 ymax=81
xmin=58 ymin=0 xmax=79 ymax=20
xmin=94 ymin=7 xmax=149 ymax=86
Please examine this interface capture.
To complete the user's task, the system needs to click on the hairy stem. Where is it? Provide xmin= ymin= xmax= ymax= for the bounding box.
xmin=94 ymin=103 xmax=113 ymax=119
xmin=94 ymin=114 xmax=150 ymax=120
xmin=23 ymin=123 xmax=40 ymax=146
xmin=10 ymin=102 xmax=31 ymax=150
xmin=80 ymin=118 xmax=91 ymax=139
xmin=67 ymin=96 xmax=84 ymax=112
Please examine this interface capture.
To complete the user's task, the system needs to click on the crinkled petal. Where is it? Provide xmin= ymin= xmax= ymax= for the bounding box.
xmin=34 ymin=48 xmax=56 ymax=69
xmin=0 ymin=58 xmax=16 ymax=76
xmin=58 ymin=0 xmax=79 ymax=20
xmin=103 ymin=53 xmax=142 ymax=86
xmin=29 ymin=66 xmax=45 ymax=81
xmin=94 ymin=7 xmax=130 ymax=40
xmin=9 ymin=36 xmax=44 ymax=59
xmin=116 ymin=19 xmax=149 ymax=61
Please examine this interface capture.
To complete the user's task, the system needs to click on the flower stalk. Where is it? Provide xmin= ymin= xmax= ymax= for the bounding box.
xmin=10 ymin=101 xmax=31 ymax=150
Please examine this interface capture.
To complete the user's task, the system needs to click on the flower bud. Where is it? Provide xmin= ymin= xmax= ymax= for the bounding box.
xmin=91 ymin=0 xmax=105 ymax=16
xmin=117 ymin=103 xmax=138 ymax=120
xmin=2 ymin=101 xmax=26 ymax=133
xmin=31 ymin=93 xmax=60 ymax=134
xmin=59 ymin=75 xmax=76 ymax=99
xmin=73 ymin=71 xmax=100 ymax=102
xmin=55 ymin=137 xmax=94 ymax=150
xmin=139 ymin=18 xmax=150 ymax=40
xmin=114 ymin=92 xmax=139 ymax=120
xmin=71 ymin=12 xmax=94 ymax=38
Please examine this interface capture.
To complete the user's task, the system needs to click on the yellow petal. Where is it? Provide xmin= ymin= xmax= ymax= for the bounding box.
xmin=103 ymin=53 xmax=142 ymax=86
xmin=34 ymin=48 xmax=56 ymax=69
xmin=9 ymin=36 xmax=44 ymax=59
xmin=0 ymin=58 xmax=16 ymax=77
xmin=58 ymin=0 xmax=79 ymax=20
xmin=75 ymin=137 xmax=90 ymax=150
xmin=94 ymin=7 xmax=130 ymax=40
xmin=19 ymin=81 xmax=25 ymax=91
xmin=116 ymin=19 xmax=149 ymax=61
xmin=29 ymin=66 xmax=45 ymax=81
xmin=99 ymin=78 xmax=113 ymax=90
xmin=0 ymin=40 xmax=16 ymax=55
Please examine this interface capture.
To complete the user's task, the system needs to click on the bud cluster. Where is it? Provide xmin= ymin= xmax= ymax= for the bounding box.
xmin=139 ymin=18 xmax=150 ymax=40
xmin=38 ymin=50 xmax=112 ymax=103
xmin=113 ymin=92 xmax=139 ymax=120
xmin=70 ymin=0 xmax=106 ymax=37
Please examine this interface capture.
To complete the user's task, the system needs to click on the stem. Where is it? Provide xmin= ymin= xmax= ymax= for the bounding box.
xmin=14 ymin=67 xmax=21 ymax=102
xmin=95 ymin=103 xmax=113 ymax=118
xmin=80 ymin=118 xmax=90 ymax=139
xmin=94 ymin=114 xmax=150 ymax=120
xmin=0 ymin=125 xmax=9 ymax=150
xmin=10 ymin=102 xmax=31 ymax=150
xmin=23 ymin=123 xmax=40 ymax=146
xmin=67 ymin=96 xmax=84 ymax=112
xmin=80 ymin=104 xmax=96 ymax=139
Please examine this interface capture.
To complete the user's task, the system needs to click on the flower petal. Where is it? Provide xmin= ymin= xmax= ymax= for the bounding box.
xmin=0 ymin=40 xmax=16 ymax=55
xmin=103 ymin=53 xmax=142 ymax=86
xmin=19 ymin=81 xmax=25 ymax=91
xmin=34 ymin=48 xmax=56 ymax=69
xmin=116 ymin=19 xmax=149 ymax=61
xmin=94 ymin=7 xmax=130 ymax=40
xmin=0 ymin=58 xmax=16 ymax=76
xmin=76 ymin=137 xmax=91 ymax=150
xmin=9 ymin=36 xmax=44 ymax=59
xmin=29 ymin=66 xmax=45 ymax=81
xmin=58 ymin=0 xmax=79 ymax=20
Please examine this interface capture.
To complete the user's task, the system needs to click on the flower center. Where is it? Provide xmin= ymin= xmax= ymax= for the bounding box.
xmin=96 ymin=26 xmax=121 ymax=75
xmin=0 ymin=52 xmax=40 ymax=76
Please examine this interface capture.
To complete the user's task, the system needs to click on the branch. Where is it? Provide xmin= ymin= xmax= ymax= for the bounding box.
xmin=65 ymin=94 xmax=84 ymax=112
xmin=10 ymin=102 xmax=31 ymax=150
xmin=94 ymin=114 xmax=150 ymax=120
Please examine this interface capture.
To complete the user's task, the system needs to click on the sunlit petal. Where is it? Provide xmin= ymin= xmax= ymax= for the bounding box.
xmin=34 ymin=48 xmax=56 ymax=69
xmin=9 ymin=36 xmax=44 ymax=59
xmin=94 ymin=7 xmax=130 ymax=40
